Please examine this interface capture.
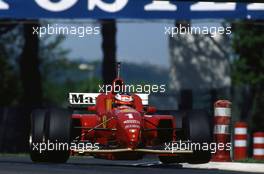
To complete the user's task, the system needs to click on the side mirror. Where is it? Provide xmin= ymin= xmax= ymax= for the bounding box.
xmin=146 ymin=106 xmax=157 ymax=114
xmin=87 ymin=106 xmax=96 ymax=112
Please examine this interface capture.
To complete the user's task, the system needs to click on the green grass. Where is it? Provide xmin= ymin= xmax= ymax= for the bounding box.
xmin=235 ymin=158 xmax=264 ymax=163
xmin=0 ymin=153 xmax=28 ymax=157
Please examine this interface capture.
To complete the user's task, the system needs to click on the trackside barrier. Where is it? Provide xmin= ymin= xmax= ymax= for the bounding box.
xmin=253 ymin=132 xmax=264 ymax=160
xmin=234 ymin=122 xmax=248 ymax=160
xmin=211 ymin=100 xmax=232 ymax=162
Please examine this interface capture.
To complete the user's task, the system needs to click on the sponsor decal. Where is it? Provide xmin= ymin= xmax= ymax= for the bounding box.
xmin=120 ymin=109 xmax=136 ymax=113
xmin=69 ymin=93 xmax=96 ymax=105
xmin=69 ymin=93 xmax=149 ymax=105
xmin=125 ymin=125 xmax=140 ymax=129
xmin=123 ymin=120 xmax=140 ymax=124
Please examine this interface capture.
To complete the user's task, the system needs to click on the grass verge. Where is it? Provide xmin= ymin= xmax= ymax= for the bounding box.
xmin=236 ymin=158 xmax=264 ymax=163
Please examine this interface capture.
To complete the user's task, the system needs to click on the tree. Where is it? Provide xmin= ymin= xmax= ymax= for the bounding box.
xmin=0 ymin=22 xmax=21 ymax=106
xmin=0 ymin=47 xmax=20 ymax=106
xmin=232 ymin=20 xmax=264 ymax=131
xmin=101 ymin=19 xmax=117 ymax=85
xmin=19 ymin=21 xmax=42 ymax=108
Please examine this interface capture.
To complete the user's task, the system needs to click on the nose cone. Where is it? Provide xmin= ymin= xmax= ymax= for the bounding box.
xmin=127 ymin=128 xmax=140 ymax=149
xmin=115 ymin=108 xmax=142 ymax=149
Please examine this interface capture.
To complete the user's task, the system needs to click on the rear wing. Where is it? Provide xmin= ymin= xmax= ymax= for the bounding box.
xmin=69 ymin=93 xmax=149 ymax=106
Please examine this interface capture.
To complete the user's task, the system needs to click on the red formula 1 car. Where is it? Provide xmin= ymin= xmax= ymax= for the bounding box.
xmin=29 ymin=65 xmax=212 ymax=164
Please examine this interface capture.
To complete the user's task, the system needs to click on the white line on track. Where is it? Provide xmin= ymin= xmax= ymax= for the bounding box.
xmin=183 ymin=162 xmax=264 ymax=173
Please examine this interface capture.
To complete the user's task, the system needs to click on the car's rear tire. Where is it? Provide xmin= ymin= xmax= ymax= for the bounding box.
xmin=157 ymin=110 xmax=185 ymax=164
xmin=29 ymin=109 xmax=48 ymax=162
xmin=184 ymin=110 xmax=212 ymax=164
xmin=45 ymin=108 xmax=72 ymax=163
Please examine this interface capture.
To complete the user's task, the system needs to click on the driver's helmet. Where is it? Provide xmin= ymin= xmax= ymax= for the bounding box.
xmin=114 ymin=92 xmax=133 ymax=106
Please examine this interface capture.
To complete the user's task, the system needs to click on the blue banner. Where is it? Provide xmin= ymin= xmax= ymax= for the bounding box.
xmin=0 ymin=0 xmax=263 ymax=19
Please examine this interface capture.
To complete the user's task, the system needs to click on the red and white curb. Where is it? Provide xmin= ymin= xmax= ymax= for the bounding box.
xmin=183 ymin=162 xmax=264 ymax=173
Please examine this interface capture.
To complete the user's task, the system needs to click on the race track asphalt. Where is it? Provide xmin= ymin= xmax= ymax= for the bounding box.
xmin=0 ymin=155 xmax=260 ymax=174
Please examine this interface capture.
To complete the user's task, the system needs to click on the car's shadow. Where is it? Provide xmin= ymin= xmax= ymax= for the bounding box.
xmin=0 ymin=157 xmax=257 ymax=174
xmin=0 ymin=158 xmax=181 ymax=169
xmin=0 ymin=156 xmax=217 ymax=173
xmin=69 ymin=161 xmax=184 ymax=169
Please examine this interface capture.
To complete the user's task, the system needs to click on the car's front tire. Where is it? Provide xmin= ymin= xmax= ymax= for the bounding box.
xmin=45 ymin=108 xmax=72 ymax=163
xmin=29 ymin=109 xmax=48 ymax=162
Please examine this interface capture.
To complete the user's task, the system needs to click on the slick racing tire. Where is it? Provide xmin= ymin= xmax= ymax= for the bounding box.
xmin=29 ymin=109 xmax=47 ymax=162
xmin=184 ymin=110 xmax=212 ymax=164
xmin=45 ymin=108 xmax=72 ymax=163
xmin=158 ymin=110 xmax=185 ymax=164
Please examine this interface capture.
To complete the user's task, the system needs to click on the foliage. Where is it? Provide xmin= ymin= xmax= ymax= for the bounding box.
xmin=39 ymin=33 xmax=102 ymax=106
xmin=0 ymin=25 xmax=22 ymax=106
xmin=0 ymin=50 xmax=21 ymax=106
xmin=231 ymin=20 xmax=264 ymax=131
xmin=232 ymin=20 xmax=264 ymax=85
xmin=0 ymin=22 xmax=101 ymax=107
xmin=43 ymin=77 xmax=101 ymax=106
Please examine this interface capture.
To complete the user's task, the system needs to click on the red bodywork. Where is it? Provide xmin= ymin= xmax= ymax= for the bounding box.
xmin=71 ymin=79 xmax=180 ymax=160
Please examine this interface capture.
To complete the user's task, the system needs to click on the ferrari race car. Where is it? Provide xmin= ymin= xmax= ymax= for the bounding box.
xmin=29 ymin=65 xmax=212 ymax=164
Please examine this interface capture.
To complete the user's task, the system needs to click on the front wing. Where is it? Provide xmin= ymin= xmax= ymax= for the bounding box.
xmin=73 ymin=148 xmax=193 ymax=155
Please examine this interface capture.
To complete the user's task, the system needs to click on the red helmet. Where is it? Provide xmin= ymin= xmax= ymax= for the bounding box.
xmin=115 ymin=92 xmax=133 ymax=106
